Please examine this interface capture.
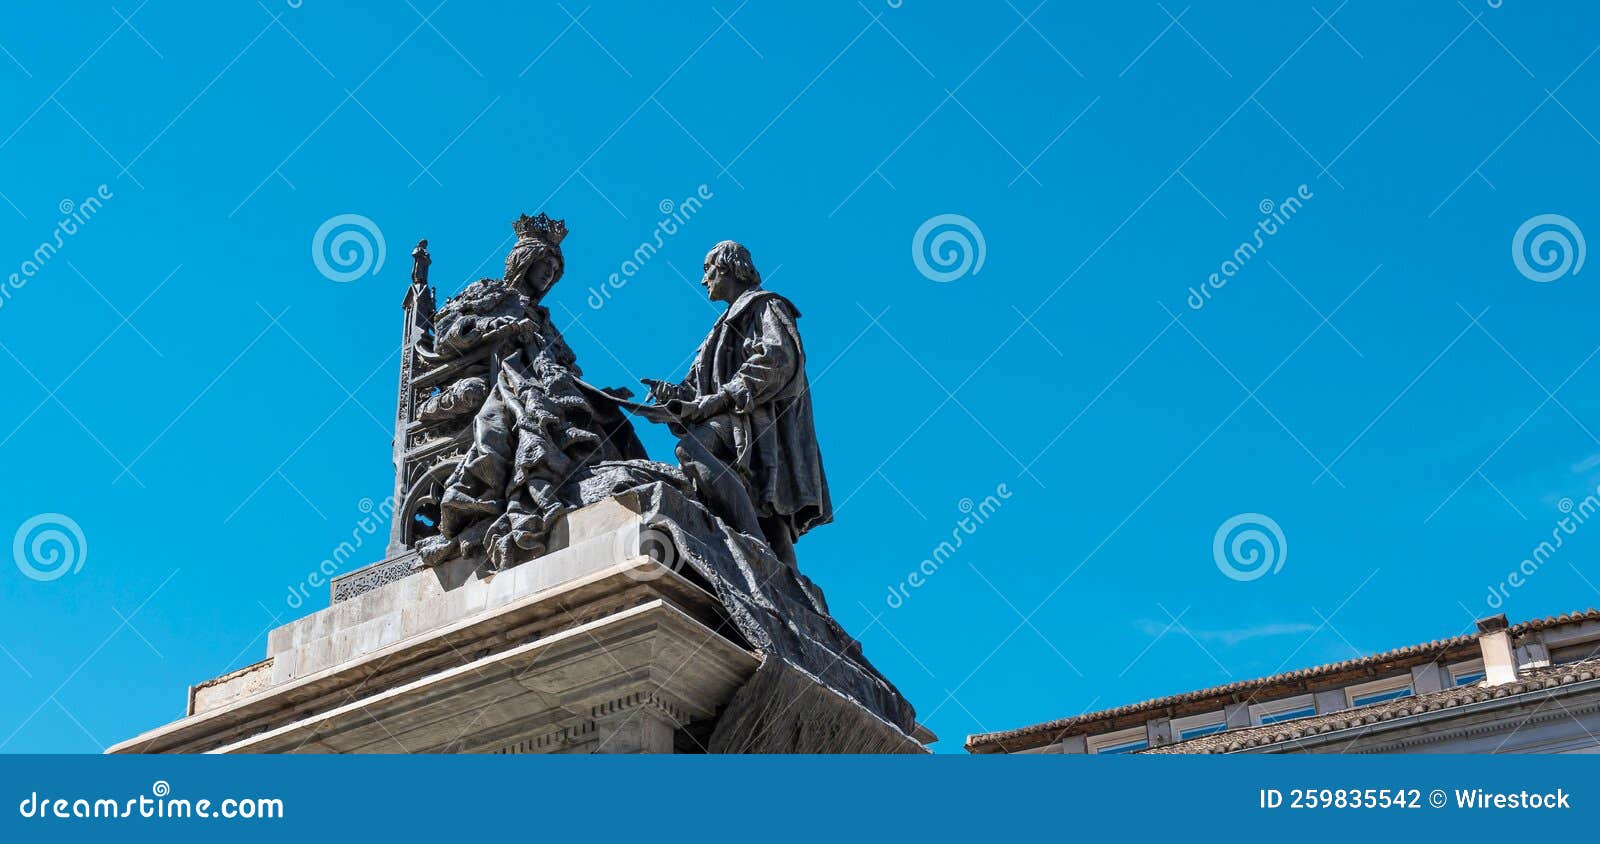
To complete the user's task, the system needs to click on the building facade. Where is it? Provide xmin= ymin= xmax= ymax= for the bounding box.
xmin=967 ymin=610 xmax=1600 ymax=754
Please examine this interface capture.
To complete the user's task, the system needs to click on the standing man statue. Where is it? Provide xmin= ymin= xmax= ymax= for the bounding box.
xmin=636 ymin=241 xmax=832 ymax=567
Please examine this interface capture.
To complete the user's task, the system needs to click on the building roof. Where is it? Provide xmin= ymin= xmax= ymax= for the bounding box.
xmin=965 ymin=608 xmax=1600 ymax=754
xmin=1143 ymin=656 xmax=1600 ymax=753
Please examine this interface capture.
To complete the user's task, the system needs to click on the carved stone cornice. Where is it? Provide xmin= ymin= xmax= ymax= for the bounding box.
xmin=490 ymin=691 xmax=696 ymax=754
xmin=591 ymin=690 xmax=694 ymax=727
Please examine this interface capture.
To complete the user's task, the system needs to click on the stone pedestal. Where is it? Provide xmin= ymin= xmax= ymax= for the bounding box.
xmin=110 ymin=496 xmax=772 ymax=754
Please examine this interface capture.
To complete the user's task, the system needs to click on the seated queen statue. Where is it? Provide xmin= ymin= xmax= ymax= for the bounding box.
xmin=412 ymin=213 xmax=660 ymax=570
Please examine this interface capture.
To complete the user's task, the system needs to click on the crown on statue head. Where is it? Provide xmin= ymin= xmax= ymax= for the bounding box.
xmin=512 ymin=212 xmax=568 ymax=246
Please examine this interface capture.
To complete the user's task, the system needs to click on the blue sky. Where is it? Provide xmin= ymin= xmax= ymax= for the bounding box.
xmin=2 ymin=1 xmax=1599 ymax=754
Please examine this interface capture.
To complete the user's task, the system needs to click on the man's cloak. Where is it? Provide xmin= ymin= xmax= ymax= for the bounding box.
xmin=683 ymin=287 xmax=832 ymax=542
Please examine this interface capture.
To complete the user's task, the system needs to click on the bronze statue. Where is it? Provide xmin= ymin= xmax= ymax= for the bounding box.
xmin=387 ymin=216 xmax=913 ymax=735
xmin=633 ymin=241 xmax=831 ymax=568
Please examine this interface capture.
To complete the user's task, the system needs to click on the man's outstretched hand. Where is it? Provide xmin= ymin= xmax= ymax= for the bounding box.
xmin=640 ymin=377 xmax=678 ymax=404
xmin=631 ymin=401 xmax=676 ymax=423
xmin=628 ymin=388 xmax=729 ymax=424
xmin=665 ymin=392 xmax=729 ymax=423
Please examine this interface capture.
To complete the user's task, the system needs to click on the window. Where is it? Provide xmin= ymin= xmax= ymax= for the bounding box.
xmin=1097 ymin=738 xmax=1148 ymax=755
xmin=1259 ymin=706 xmax=1316 ymax=724
xmin=1449 ymin=659 xmax=1485 ymax=687
xmin=1346 ymin=677 xmax=1413 ymax=708
xmin=1351 ymin=687 xmax=1412 ymax=706
xmin=1089 ymin=727 xmax=1148 ymax=755
xmin=1172 ymin=712 xmax=1227 ymax=741
xmin=1179 ymin=721 xmax=1227 ymax=740
xmin=1251 ymin=695 xmax=1316 ymax=726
